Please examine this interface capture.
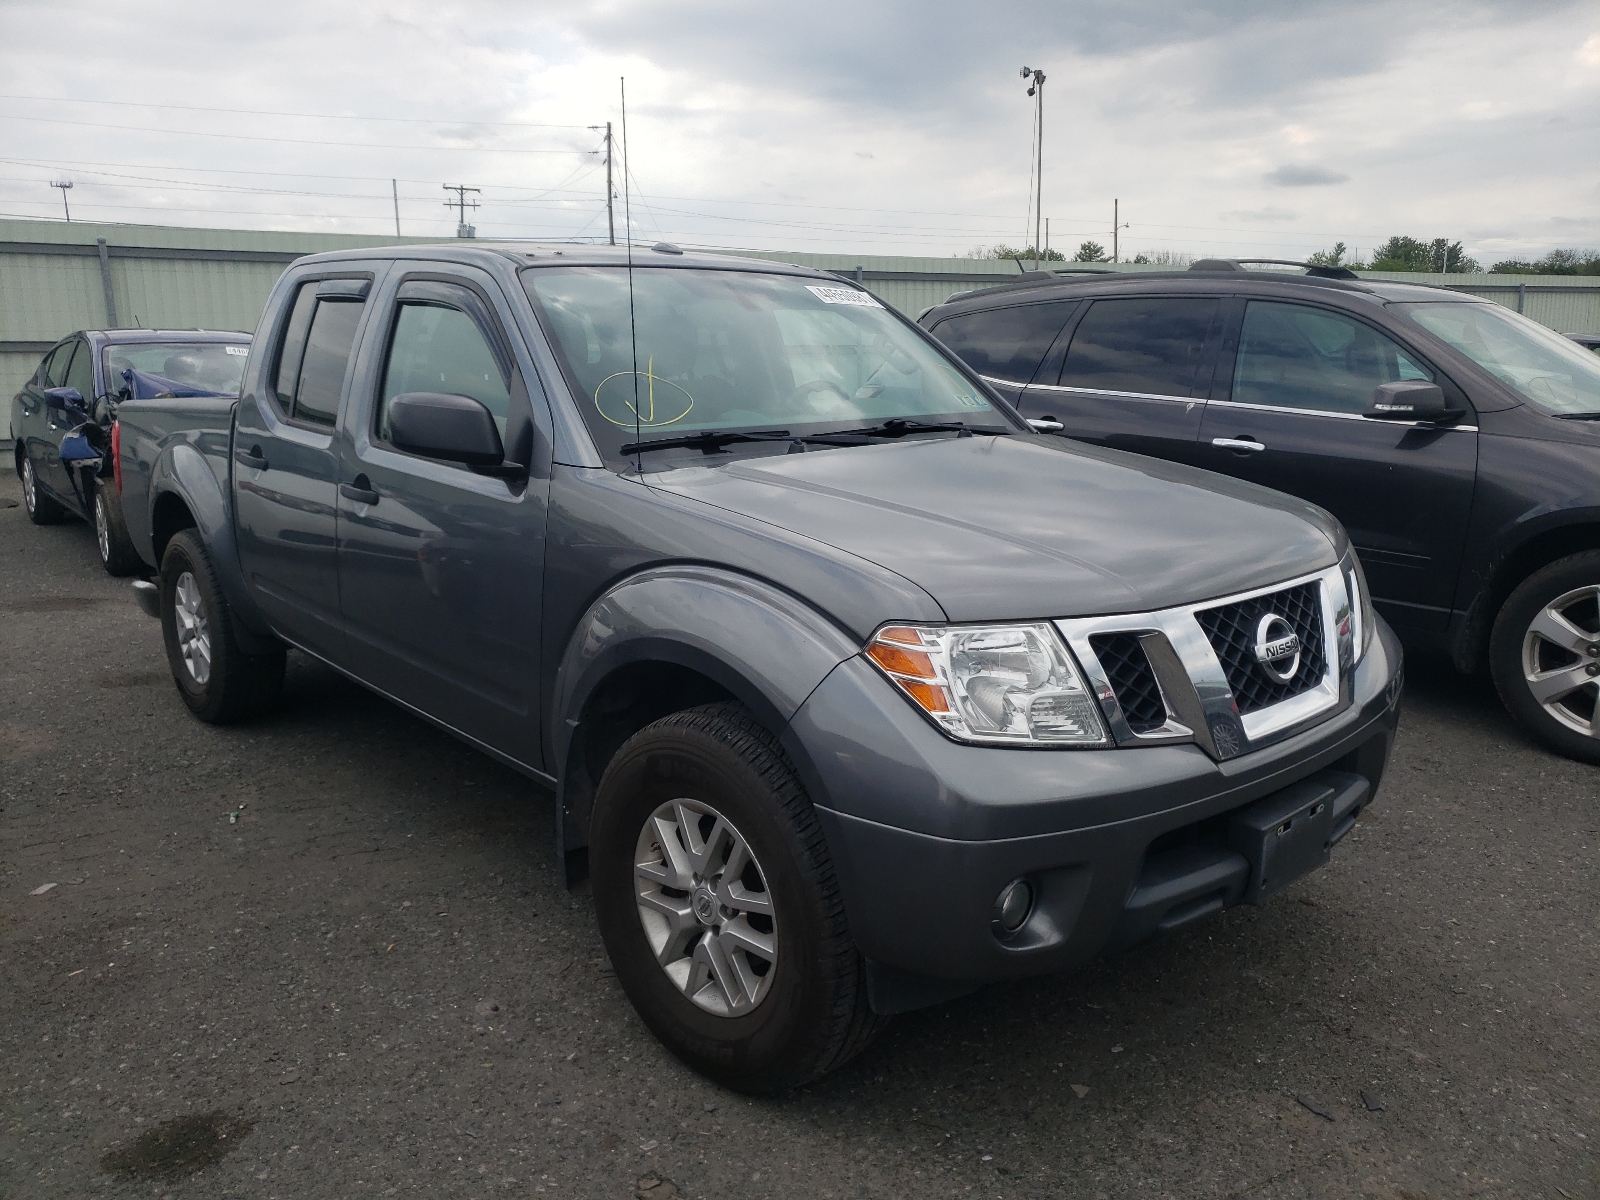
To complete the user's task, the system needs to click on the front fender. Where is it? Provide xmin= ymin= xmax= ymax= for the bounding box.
xmin=148 ymin=442 xmax=272 ymax=644
xmin=550 ymin=565 xmax=863 ymax=868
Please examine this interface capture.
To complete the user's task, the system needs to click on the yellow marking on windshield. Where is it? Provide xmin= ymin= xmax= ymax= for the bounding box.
xmin=594 ymin=355 xmax=695 ymax=428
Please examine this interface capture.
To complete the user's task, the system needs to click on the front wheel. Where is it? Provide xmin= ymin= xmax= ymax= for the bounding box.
xmin=93 ymin=481 xmax=141 ymax=576
xmin=589 ymin=703 xmax=886 ymax=1093
xmin=1490 ymin=550 xmax=1600 ymax=764
xmin=159 ymin=529 xmax=286 ymax=724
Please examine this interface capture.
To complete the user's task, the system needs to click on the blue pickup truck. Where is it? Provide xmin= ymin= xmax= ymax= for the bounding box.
xmin=116 ymin=242 xmax=1402 ymax=1091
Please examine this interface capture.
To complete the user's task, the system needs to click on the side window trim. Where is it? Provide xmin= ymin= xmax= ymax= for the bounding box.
xmin=263 ymin=270 xmax=375 ymax=431
xmin=1216 ymin=295 xmax=1474 ymax=418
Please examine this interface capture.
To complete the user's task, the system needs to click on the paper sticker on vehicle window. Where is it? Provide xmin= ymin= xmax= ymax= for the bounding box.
xmin=225 ymin=345 xmax=249 ymax=356
xmin=806 ymin=285 xmax=882 ymax=309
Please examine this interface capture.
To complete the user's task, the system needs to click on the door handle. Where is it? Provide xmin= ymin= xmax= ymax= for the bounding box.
xmin=340 ymin=476 xmax=379 ymax=505
xmin=1212 ymin=436 xmax=1267 ymax=453
xmin=235 ymin=445 xmax=268 ymax=470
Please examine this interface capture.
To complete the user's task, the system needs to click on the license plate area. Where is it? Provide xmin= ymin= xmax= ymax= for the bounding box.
xmin=1227 ymin=777 xmax=1338 ymax=904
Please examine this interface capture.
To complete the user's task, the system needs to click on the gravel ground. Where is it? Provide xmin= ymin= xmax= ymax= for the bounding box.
xmin=1 ymin=468 xmax=1595 ymax=1200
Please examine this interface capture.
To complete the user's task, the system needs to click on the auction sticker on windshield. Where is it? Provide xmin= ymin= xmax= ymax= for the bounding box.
xmin=225 ymin=346 xmax=248 ymax=356
xmin=806 ymin=285 xmax=883 ymax=308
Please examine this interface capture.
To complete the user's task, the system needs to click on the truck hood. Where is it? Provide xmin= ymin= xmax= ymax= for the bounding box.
xmin=648 ymin=434 xmax=1344 ymax=620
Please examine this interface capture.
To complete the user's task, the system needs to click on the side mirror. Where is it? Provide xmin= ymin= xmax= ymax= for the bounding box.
xmin=387 ymin=391 xmax=507 ymax=468
xmin=1365 ymin=381 xmax=1452 ymax=422
xmin=44 ymin=386 xmax=86 ymax=410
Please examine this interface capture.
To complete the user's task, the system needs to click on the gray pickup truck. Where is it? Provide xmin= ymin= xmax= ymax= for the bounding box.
xmin=116 ymin=242 xmax=1403 ymax=1092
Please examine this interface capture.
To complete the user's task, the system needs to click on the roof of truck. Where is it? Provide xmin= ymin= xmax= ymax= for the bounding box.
xmin=294 ymin=240 xmax=833 ymax=278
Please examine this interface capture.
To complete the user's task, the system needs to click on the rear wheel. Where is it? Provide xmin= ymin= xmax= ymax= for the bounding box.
xmin=20 ymin=454 xmax=66 ymax=525
xmin=159 ymin=529 xmax=285 ymax=724
xmin=93 ymin=480 xmax=141 ymax=576
xmin=1490 ymin=551 xmax=1600 ymax=764
xmin=589 ymin=703 xmax=886 ymax=1093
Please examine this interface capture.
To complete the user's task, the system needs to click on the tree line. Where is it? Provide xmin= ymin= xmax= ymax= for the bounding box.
xmin=968 ymin=238 xmax=1599 ymax=275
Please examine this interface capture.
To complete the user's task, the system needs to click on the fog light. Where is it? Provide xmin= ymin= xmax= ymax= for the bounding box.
xmin=995 ymin=879 xmax=1034 ymax=935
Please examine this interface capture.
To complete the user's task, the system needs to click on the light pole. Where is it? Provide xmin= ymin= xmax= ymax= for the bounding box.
xmin=51 ymin=179 xmax=73 ymax=222
xmin=1019 ymin=66 xmax=1045 ymax=269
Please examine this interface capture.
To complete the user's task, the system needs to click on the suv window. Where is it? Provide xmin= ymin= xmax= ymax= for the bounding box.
xmin=1058 ymin=297 xmax=1219 ymax=397
xmin=63 ymin=338 xmax=94 ymax=398
xmin=378 ymin=301 xmax=511 ymax=443
xmin=1233 ymin=300 xmax=1432 ymax=414
xmin=931 ymin=301 xmax=1076 ymax=385
xmin=272 ymin=281 xmax=364 ymax=427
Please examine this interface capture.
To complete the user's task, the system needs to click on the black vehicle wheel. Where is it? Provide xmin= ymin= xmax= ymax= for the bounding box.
xmin=20 ymin=453 xmax=66 ymax=525
xmin=93 ymin=481 xmax=142 ymax=577
xmin=159 ymin=529 xmax=285 ymax=724
xmin=1490 ymin=550 xmax=1600 ymax=764
xmin=589 ymin=703 xmax=887 ymax=1093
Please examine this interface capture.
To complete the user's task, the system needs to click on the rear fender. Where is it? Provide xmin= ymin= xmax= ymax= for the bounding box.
xmin=550 ymin=565 xmax=862 ymax=875
xmin=148 ymin=442 xmax=275 ymax=649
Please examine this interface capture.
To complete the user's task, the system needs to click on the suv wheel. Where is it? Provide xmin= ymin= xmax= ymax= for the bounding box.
xmin=93 ymin=481 xmax=141 ymax=576
xmin=589 ymin=703 xmax=886 ymax=1092
xmin=159 ymin=529 xmax=286 ymax=724
xmin=20 ymin=454 xmax=65 ymax=525
xmin=1491 ymin=550 xmax=1600 ymax=764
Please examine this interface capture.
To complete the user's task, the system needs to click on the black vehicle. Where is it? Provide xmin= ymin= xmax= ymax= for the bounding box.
xmin=921 ymin=260 xmax=1600 ymax=763
xmin=10 ymin=329 xmax=251 ymax=574
xmin=1567 ymin=333 xmax=1600 ymax=355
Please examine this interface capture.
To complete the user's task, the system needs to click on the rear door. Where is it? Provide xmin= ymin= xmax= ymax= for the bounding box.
xmin=926 ymin=299 xmax=1080 ymax=410
xmin=234 ymin=268 xmax=380 ymax=660
xmin=16 ymin=342 xmax=70 ymax=502
xmin=334 ymin=266 xmax=551 ymax=769
xmin=1196 ymin=297 xmax=1478 ymax=633
xmin=1019 ymin=294 xmax=1224 ymax=467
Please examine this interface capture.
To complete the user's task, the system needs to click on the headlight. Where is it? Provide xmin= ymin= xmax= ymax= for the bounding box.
xmin=865 ymin=622 xmax=1109 ymax=746
xmin=1342 ymin=552 xmax=1375 ymax=662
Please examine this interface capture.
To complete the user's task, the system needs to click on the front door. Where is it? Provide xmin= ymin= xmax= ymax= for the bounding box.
xmin=233 ymin=272 xmax=376 ymax=660
xmin=1196 ymin=298 xmax=1478 ymax=633
xmin=334 ymin=270 xmax=550 ymax=769
xmin=1018 ymin=295 xmax=1224 ymax=469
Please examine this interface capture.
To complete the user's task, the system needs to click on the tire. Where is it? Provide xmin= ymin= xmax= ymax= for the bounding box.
xmin=93 ymin=480 xmax=142 ymax=577
xmin=1490 ymin=550 xmax=1600 ymax=764
xmin=159 ymin=529 xmax=286 ymax=724
xmin=20 ymin=453 xmax=66 ymax=525
xmin=590 ymin=702 xmax=887 ymax=1093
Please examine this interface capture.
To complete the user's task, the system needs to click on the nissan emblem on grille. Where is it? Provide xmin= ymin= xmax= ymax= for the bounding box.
xmin=1254 ymin=613 xmax=1302 ymax=683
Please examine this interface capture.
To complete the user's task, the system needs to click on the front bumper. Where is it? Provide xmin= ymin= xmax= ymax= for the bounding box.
xmin=785 ymin=617 xmax=1402 ymax=1011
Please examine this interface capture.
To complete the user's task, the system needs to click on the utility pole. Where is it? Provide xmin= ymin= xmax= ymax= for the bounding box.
xmin=392 ymin=179 xmax=401 ymax=237
xmin=443 ymin=184 xmax=480 ymax=238
xmin=1019 ymin=67 xmax=1045 ymax=270
xmin=51 ymin=179 xmax=73 ymax=221
xmin=1114 ymin=199 xmax=1118 ymax=263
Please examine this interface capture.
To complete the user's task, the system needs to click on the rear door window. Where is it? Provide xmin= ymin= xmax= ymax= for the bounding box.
xmin=271 ymin=281 xmax=366 ymax=427
xmin=931 ymin=301 xmax=1077 ymax=385
xmin=1057 ymin=297 xmax=1220 ymax=397
xmin=1232 ymin=300 xmax=1433 ymax=414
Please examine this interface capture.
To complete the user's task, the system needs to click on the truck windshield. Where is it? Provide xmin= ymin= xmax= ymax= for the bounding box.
xmin=103 ymin=342 xmax=250 ymax=398
xmin=1402 ymin=302 xmax=1600 ymax=416
xmin=522 ymin=266 xmax=997 ymax=461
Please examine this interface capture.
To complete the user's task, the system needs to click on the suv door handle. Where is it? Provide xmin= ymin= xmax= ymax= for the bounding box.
xmin=340 ymin=476 xmax=379 ymax=505
xmin=1212 ymin=436 xmax=1266 ymax=453
xmin=235 ymin=446 xmax=269 ymax=470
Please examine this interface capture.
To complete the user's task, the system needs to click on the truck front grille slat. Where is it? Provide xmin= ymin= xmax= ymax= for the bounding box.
xmin=1195 ymin=581 xmax=1326 ymax=715
xmin=1088 ymin=632 xmax=1168 ymax=734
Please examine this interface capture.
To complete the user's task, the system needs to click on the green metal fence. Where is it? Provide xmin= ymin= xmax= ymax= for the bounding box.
xmin=5 ymin=218 xmax=1598 ymax=449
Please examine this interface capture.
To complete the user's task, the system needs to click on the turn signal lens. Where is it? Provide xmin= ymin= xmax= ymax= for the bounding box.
xmin=865 ymin=622 xmax=1108 ymax=746
xmin=1342 ymin=552 xmax=1375 ymax=662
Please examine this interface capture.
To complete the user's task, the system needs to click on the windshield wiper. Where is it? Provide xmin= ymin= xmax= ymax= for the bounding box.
xmin=620 ymin=428 xmax=794 ymax=455
xmin=1554 ymin=411 xmax=1600 ymax=420
xmin=806 ymin=418 xmax=1014 ymax=440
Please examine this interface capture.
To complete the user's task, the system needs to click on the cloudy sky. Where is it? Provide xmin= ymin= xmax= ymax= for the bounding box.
xmin=1 ymin=0 xmax=1595 ymax=265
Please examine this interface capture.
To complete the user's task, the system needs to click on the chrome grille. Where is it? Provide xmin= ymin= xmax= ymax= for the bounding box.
xmin=1088 ymin=632 xmax=1167 ymax=734
xmin=1194 ymin=581 xmax=1326 ymax=714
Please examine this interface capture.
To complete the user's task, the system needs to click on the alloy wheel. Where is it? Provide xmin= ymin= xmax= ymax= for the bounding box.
xmin=95 ymin=492 xmax=111 ymax=563
xmin=633 ymin=797 xmax=777 ymax=1016
xmin=174 ymin=570 xmax=213 ymax=685
xmin=1521 ymin=584 xmax=1600 ymax=738
xmin=21 ymin=457 xmax=36 ymax=514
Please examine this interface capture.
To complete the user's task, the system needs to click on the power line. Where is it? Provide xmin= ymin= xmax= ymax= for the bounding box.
xmin=0 ymin=113 xmax=599 ymax=154
xmin=0 ymin=94 xmax=591 ymax=128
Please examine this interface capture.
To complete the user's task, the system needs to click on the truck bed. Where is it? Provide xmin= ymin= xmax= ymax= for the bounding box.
xmin=115 ymin=395 xmax=237 ymax=572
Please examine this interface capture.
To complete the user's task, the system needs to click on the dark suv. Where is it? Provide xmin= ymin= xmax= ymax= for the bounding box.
xmin=921 ymin=261 xmax=1600 ymax=763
